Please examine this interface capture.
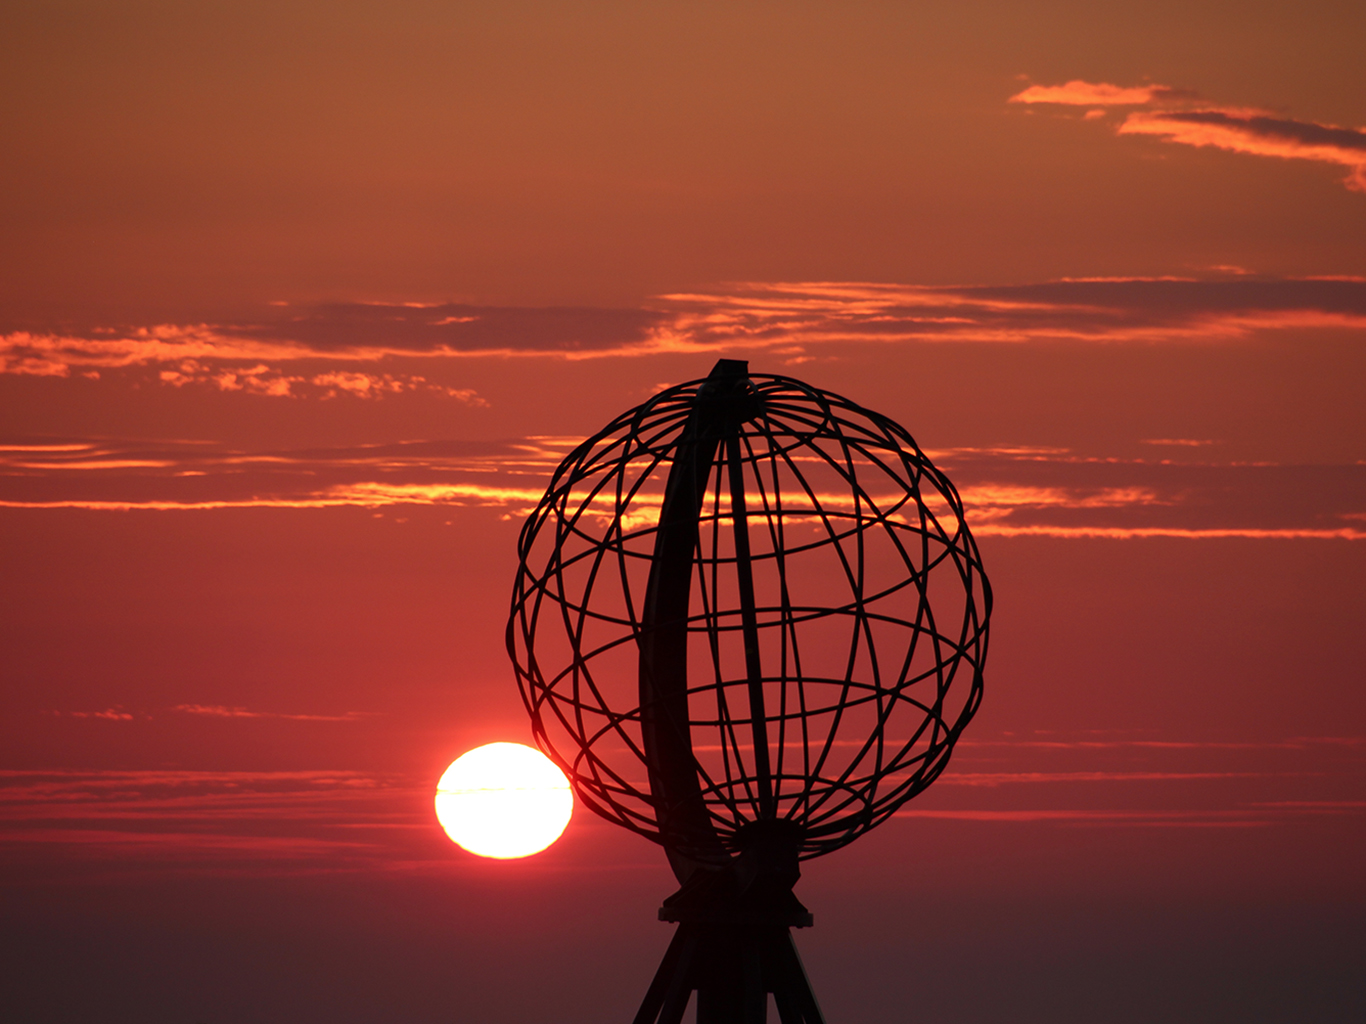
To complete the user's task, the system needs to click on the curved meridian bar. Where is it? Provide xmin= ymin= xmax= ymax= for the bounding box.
xmin=636 ymin=360 xmax=742 ymax=880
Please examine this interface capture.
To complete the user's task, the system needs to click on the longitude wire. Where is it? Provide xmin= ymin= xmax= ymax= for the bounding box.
xmin=891 ymin=431 xmax=961 ymax=791
xmin=570 ymin=477 xmax=628 ymax=769
xmin=775 ymin=387 xmax=923 ymax=846
xmin=554 ymin=452 xmax=634 ymax=827
xmin=784 ymin=385 xmax=975 ymax=847
xmin=511 ymin=492 xmax=547 ymax=710
xmin=846 ymin=470 xmax=954 ymax=749
xmin=872 ymin=545 xmax=940 ymax=776
xmin=749 ymin=399 xmax=806 ymax=812
xmin=829 ymin=422 xmax=873 ymax=806
xmin=889 ymin=446 xmax=931 ymax=703
xmin=744 ymin=420 xmax=797 ymax=815
xmin=517 ymin=515 xmax=562 ymax=785
xmin=719 ymin=439 xmax=765 ymax=822
xmin=537 ymin=460 xmax=632 ymax=830
xmin=591 ymin=408 xmax=705 ymax=822
xmin=845 ymin=425 xmax=889 ymax=793
xmin=826 ymin=422 xmax=897 ymax=814
xmin=837 ymin=427 xmax=939 ymax=593
xmin=791 ymin=417 xmax=868 ymax=775
xmin=862 ymin=443 xmax=963 ymax=585
xmin=838 ymin=433 xmax=937 ymax=788
xmin=916 ymin=465 xmax=951 ymax=758
xmin=766 ymin=402 xmax=866 ymax=823
xmin=606 ymin=415 xmax=689 ymax=772
xmin=932 ymin=499 xmax=990 ymax=695
xmin=740 ymin=385 xmax=831 ymax=820
xmin=550 ymin=413 xmax=686 ymax=834
xmin=555 ymin=456 xmax=637 ymax=797
xmin=710 ymin=445 xmax=760 ymax=823
xmin=521 ymin=491 xmax=564 ymax=746
xmin=796 ymin=422 xmax=932 ymax=742
xmin=544 ymin=473 xmax=587 ymax=752
xmin=796 ymin=410 xmax=940 ymax=829
xmin=777 ymin=424 xmax=816 ymax=821
xmin=920 ymin=463 xmax=988 ymax=714
xmin=733 ymin=423 xmax=779 ymax=818
xmin=753 ymin=384 xmax=818 ymax=812
xmin=600 ymin=425 xmax=653 ymax=818
xmin=699 ymin=448 xmax=744 ymax=822
xmin=741 ymin=422 xmax=789 ymax=812
xmin=760 ymin=409 xmax=818 ymax=819
xmin=575 ymin=632 xmax=713 ymax=760
xmin=765 ymin=539 xmax=862 ymax=821
xmin=756 ymin=399 xmax=879 ymax=554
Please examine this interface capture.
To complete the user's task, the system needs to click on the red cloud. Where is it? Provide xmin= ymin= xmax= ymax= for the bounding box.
xmin=1011 ymin=80 xmax=1366 ymax=193
xmin=174 ymin=704 xmax=375 ymax=722
xmin=6 ymin=278 xmax=1366 ymax=387
xmin=3 ymin=426 xmax=1364 ymax=540
xmin=1009 ymin=80 xmax=1190 ymax=106
xmin=1119 ymin=109 xmax=1366 ymax=192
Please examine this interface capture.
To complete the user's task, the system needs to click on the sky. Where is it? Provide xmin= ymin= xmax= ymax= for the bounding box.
xmin=2 ymin=2 xmax=1364 ymax=1022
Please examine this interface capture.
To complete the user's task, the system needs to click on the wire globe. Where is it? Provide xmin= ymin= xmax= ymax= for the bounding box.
xmin=508 ymin=366 xmax=990 ymax=866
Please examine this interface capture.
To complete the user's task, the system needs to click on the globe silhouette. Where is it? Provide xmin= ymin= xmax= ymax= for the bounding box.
xmin=508 ymin=361 xmax=991 ymax=874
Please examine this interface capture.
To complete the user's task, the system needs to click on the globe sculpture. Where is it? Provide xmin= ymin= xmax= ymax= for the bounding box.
xmin=508 ymin=360 xmax=991 ymax=1023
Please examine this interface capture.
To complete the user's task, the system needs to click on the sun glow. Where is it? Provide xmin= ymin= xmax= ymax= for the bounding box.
xmin=434 ymin=742 xmax=573 ymax=859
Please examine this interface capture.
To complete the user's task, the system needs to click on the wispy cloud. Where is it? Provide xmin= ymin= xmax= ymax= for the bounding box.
xmin=893 ymin=808 xmax=1321 ymax=828
xmin=0 ymin=769 xmax=431 ymax=873
xmin=974 ymin=525 xmax=1366 ymax=540
xmin=959 ymin=735 xmax=1366 ymax=751
xmin=938 ymin=771 xmax=1269 ymax=786
xmin=3 ymin=730 xmax=1355 ymax=875
xmin=4 ymin=276 xmax=1366 ymax=388
xmin=2 ymin=434 xmax=1364 ymax=539
xmin=895 ymin=730 xmax=1366 ymax=828
xmin=1120 ymin=109 xmax=1366 ymax=192
xmin=53 ymin=707 xmax=137 ymax=721
xmin=1010 ymin=80 xmax=1196 ymax=107
xmin=1011 ymin=79 xmax=1366 ymax=193
xmin=0 ymin=325 xmax=487 ymax=401
xmin=662 ymin=278 xmax=1366 ymax=350
xmin=174 ymin=705 xmax=378 ymax=722
xmin=0 ymin=301 xmax=669 ymax=385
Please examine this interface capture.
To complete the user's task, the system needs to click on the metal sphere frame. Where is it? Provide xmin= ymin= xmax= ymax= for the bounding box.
xmin=507 ymin=360 xmax=991 ymax=1023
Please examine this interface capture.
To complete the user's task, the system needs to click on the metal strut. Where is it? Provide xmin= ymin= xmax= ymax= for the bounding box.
xmin=631 ymin=920 xmax=827 ymax=1024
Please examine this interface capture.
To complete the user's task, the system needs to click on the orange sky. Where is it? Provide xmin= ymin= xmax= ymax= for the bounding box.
xmin=2 ymin=3 xmax=1364 ymax=1022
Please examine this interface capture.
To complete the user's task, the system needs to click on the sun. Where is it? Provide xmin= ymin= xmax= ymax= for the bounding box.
xmin=434 ymin=742 xmax=573 ymax=859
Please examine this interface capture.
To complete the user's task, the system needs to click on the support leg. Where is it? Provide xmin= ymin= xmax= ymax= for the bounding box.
xmin=742 ymin=934 xmax=767 ymax=1024
xmin=632 ymin=922 xmax=823 ymax=1024
xmin=633 ymin=925 xmax=698 ymax=1024
xmin=768 ymin=932 xmax=825 ymax=1024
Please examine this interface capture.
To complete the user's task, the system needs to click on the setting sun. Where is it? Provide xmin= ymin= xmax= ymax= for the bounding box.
xmin=434 ymin=742 xmax=573 ymax=859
